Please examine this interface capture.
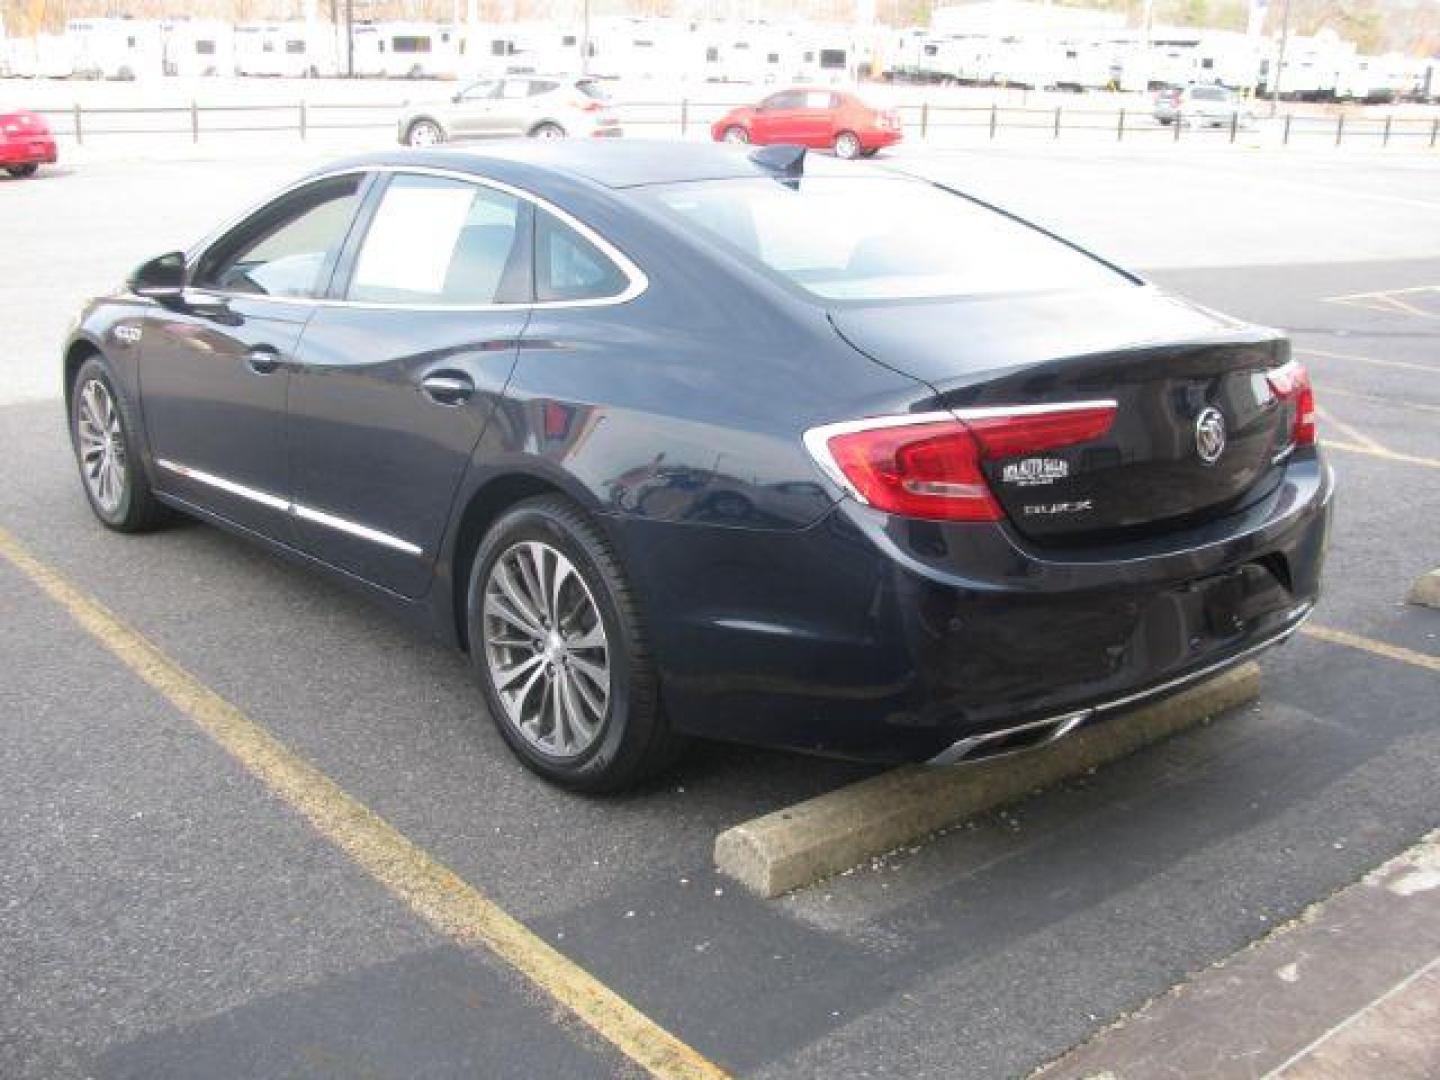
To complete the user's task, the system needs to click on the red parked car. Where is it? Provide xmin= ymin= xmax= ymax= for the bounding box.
xmin=1 ymin=110 xmax=58 ymax=178
xmin=711 ymin=88 xmax=902 ymax=159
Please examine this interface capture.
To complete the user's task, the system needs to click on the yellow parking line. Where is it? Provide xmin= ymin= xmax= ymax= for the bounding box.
xmin=1296 ymin=347 xmax=1439 ymax=376
xmin=1302 ymin=624 xmax=1440 ymax=674
xmin=1321 ymin=387 xmax=1440 ymax=417
xmin=1314 ymin=406 xmax=1385 ymax=453
xmin=1321 ymin=440 xmax=1440 ymax=470
xmin=0 ymin=525 xmax=728 ymax=1080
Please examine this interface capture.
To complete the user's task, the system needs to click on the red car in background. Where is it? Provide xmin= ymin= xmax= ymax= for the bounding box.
xmin=1 ymin=110 xmax=58 ymax=178
xmin=711 ymin=88 xmax=902 ymax=159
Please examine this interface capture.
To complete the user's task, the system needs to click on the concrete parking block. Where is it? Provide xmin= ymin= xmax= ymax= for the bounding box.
xmin=714 ymin=662 xmax=1261 ymax=898
xmin=1407 ymin=569 xmax=1440 ymax=610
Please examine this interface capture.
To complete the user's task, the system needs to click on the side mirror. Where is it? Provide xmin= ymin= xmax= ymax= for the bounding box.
xmin=452 ymin=92 xmax=463 ymax=103
xmin=128 ymin=251 xmax=186 ymax=300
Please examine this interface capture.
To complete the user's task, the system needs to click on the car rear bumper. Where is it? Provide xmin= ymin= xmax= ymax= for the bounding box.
xmin=863 ymin=129 xmax=903 ymax=149
xmin=0 ymin=138 xmax=57 ymax=166
xmin=612 ymin=452 xmax=1333 ymax=762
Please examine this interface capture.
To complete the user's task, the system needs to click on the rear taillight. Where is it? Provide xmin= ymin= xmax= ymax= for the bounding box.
xmin=1266 ymin=360 xmax=1316 ymax=446
xmin=805 ymin=402 xmax=1116 ymax=523
xmin=573 ymin=98 xmax=603 ymax=112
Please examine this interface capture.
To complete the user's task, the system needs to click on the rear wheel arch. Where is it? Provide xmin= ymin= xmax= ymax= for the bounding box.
xmin=450 ymin=472 xmax=610 ymax=651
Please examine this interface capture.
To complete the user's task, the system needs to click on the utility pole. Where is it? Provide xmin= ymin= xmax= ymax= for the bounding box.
xmin=345 ymin=0 xmax=354 ymax=77
xmin=580 ymin=0 xmax=591 ymax=76
xmin=1269 ymin=0 xmax=1291 ymax=117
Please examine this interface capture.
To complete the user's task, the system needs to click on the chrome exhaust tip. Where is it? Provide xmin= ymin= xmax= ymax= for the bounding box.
xmin=926 ymin=709 xmax=1091 ymax=768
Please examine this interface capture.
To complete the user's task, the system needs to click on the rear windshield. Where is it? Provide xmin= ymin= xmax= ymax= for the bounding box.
xmin=644 ymin=177 xmax=1128 ymax=302
xmin=577 ymin=79 xmax=610 ymax=101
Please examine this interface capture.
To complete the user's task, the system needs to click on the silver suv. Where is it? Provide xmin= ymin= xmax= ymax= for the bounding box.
xmin=1153 ymin=85 xmax=1253 ymax=129
xmin=398 ymin=75 xmax=621 ymax=146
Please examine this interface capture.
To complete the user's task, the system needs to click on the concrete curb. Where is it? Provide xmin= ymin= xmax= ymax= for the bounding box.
xmin=1406 ymin=568 xmax=1440 ymax=610
xmin=714 ymin=662 xmax=1261 ymax=898
xmin=1037 ymin=830 xmax=1440 ymax=1079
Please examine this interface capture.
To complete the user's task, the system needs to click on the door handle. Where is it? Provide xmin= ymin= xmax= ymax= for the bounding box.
xmin=246 ymin=346 xmax=282 ymax=374
xmin=420 ymin=372 xmax=475 ymax=405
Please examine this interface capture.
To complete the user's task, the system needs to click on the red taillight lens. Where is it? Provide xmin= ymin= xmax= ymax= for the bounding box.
xmin=809 ymin=403 xmax=1116 ymax=523
xmin=825 ymin=420 xmax=1003 ymax=522
xmin=1266 ymin=360 xmax=1316 ymax=446
xmin=964 ymin=405 xmax=1116 ymax=460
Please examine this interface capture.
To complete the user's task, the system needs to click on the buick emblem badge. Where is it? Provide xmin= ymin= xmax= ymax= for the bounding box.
xmin=1195 ymin=407 xmax=1227 ymax=465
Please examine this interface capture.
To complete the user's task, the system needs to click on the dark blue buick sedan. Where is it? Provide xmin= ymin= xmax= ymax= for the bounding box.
xmin=63 ymin=141 xmax=1331 ymax=790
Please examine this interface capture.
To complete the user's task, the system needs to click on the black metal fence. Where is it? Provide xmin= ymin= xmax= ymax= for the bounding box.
xmin=36 ymin=98 xmax=1440 ymax=149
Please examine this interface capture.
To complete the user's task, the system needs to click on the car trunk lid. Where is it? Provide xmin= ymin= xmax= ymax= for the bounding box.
xmin=829 ymin=286 xmax=1294 ymax=544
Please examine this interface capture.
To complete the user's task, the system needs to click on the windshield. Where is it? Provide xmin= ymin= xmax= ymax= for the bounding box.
xmin=644 ymin=177 xmax=1128 ymax=302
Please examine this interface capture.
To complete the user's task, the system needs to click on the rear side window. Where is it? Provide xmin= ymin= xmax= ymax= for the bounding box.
xmin=535 ymin=210 xmax=629 ymax=303
xmin=647 ymin=177 xmax=1127 ymax=302
xmin=194 ymin=175 xmax=363 ymax=298
xmin=348 ymin=174 xmax=526 ymax=305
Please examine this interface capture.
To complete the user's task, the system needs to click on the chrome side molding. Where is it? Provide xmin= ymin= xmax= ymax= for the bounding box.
xmin=156 ymin=458 xmax=422 ymax=557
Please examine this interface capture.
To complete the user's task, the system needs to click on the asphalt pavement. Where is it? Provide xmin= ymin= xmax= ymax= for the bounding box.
xmin=1 ymin=141 xmax=1437 ymax=1078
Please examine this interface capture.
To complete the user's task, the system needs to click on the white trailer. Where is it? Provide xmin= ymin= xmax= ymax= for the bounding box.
xmin=161 ymin=20 xmax=235 ymax=78
xmin=351 ymin=22 xmax=463 ymax=80
xmin=235 ymin=22 xmax=336 ymax=78
xmin=67 ymin=18 xmax=163 ymax=80
xmin=1338 ymin=53 xmax=1412 ymax=104
xmin=1144 ymin=30 xmax=1261 ymax=91
xmin=1260 ymin=30 xmax=1355 ymax=101
xmin=793 ymin=26 xmax=864 ymax=84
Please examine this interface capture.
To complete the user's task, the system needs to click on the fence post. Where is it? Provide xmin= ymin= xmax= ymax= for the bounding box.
xmin=1283 ymin=113 xmax=1292 ymax=146
xmin=1382 ymin=115 xmax=1391 ymax=147
xmin=989 ymin=103 xmax=997 ymax=139
xmin=299 ymin=100 xmax=307 ymax=141
xmin=680 ymin=99 xmax=688 ymax=137
xmin=1229 ymin=110 xmax=1238 ymax=143
xmin=920 ymin=101 xmax=929 ymax=139
xmin=1117 ymin=107 xmax=1125 ymax=142
xmin=1053 ymin=105 xmax=1061 ymax=139
xmin=1335 ymin=114 xmax=1344 ymax=147
xmin=1432 ymin=117 xmax=1439 ymax=148
xmin=191 ymin=101 xmax=199 ymax=143
xmin=73 ymin=102 xmax=83 ymax=146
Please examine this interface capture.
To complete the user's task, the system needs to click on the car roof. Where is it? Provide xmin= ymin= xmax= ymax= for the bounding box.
xmin=316 ymin=139 xmax=879 ymax=190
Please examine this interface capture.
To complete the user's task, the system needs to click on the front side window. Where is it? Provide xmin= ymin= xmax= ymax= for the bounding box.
xmin=763 ymin=91 xmax=803 ymax=110
xmin=646 ymin=177 xmax=1128 ymax=303
xmin=462 ymin=78 xmax=498 ymax=100
xmin=194 ymin=175 xmax=363 ymax=298
xmin=535 ymin=210 xmax=630 ymax=303
xmin=348 ymin=174 xmax=526 ymax=306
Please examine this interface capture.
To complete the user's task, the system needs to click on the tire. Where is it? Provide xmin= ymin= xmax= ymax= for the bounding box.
xmin=529 ymin=121 xmax=567 ymax=140
xmin=466 ymin=495 xmax=683 ymax=792
xmin=6 ymin=164 xmax=39 ymax=178
xmin=833 ymin=130 xmax=862 ymax=159
xmin=405 ymin=119 xmax=444 ymax=146
xmin=69 ymin=355 xmax=170 ymax=532
xmin=860 ymin=148 xmax=880 ymax=158
xmin=721 ymin=124 xmax=749 ymax=144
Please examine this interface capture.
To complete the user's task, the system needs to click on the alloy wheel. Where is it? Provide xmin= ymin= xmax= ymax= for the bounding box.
xmin=408 ymin=121 xmax=442 ymax=146
xmin=482 ymin=540 xmax=610 ymax=759
xmin=834 ymin=131 xmax=861 ymax=159
xmin=76 ymin=378 xmax=127 ymax=514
